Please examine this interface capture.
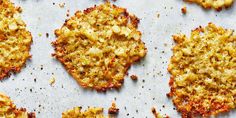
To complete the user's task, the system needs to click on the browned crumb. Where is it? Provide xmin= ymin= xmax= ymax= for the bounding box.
xmin=168 ymin=23 xmax=236 ymax=117
xmin=152 ymin=107 xmax=159 ymax=118
xmin=108 ymin=102 xmax=119 ymax=115
xmin=59 ymin=3 xmax=65 ymax=8
xmin=105 ymin=0 xmax=117 ymax=1
xmin=152 ymin=107 xmax=169 ymax=118
xmin=184 ymin=0 xmax=234 ymax=11
xmin=181 ymin=6 xmax=187 ymax=14
xmin=38 ymin=33 xmax=42 ymax=37
xmin=130 ymin=75 xmax=138 ymax=80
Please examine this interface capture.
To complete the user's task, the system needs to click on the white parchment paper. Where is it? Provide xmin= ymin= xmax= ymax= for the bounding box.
xmin=0 ymin=0 xmax=236 ymax=117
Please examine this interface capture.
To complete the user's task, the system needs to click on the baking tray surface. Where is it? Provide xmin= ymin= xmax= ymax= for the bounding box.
xmin=0 ymin=0 xmax=236 ymax=117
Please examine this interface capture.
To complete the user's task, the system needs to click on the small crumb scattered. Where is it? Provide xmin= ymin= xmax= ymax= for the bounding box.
xmin=157 ymin=13 xmax=160 ymax=18
xmin=59 ymin=3 xmax=65 ymax=8
xmin=152 ymin=107 xmax=169 ymax=118
xmin=49 ymin=76 xmax=56 ymax=86
xmin=46 ymin=33 xmax=49 ymax=38
xmin=108 ymin=102 xmax=119 ymax=115
xmin=130 ymin=75 xmax=138 ymax=80
xmin=38 ymin=33 xmax=42 ymax=37
xmin=181 ymin=6 xmax=187 ymax=14
xmin=105 ymin=0 xmax=117 ymax=1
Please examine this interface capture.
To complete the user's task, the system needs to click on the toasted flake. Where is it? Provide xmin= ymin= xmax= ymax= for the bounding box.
xmin=108 ymin=102 xmax=119 ymax=115
xmin=130 ymin=75 xmax=138 ymax=80
xmin=62 ymin=107 xmax=105 ymax=118
xmin=52 ymin=2 xmax=147 ymax=91
xmin=184 ymin=0 xmax=234 ymax=11
xmin=168 ymin=23 xmax=236 ymax=117
xmin=151 ymin=107 xmax=169 ymax=118
xmin=0 ymin=0 xmax=32 ymax=80
xmin=0 ymin=92 xmax=35 ymax=118
xmin=49 ymin=76 xmax=56 ymax=86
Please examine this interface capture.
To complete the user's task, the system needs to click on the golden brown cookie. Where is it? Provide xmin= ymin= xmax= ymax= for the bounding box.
xmin=52 ymin=2 xmax=147 ymax=91
xmin=62 ymin=107 xmax=105 ymax=118
xmin=0 ymin=0 xmax=32 ymax=80
xmin=0 ymin=92 xmax=35 ymax=118
xmin=168 ymin=23 xmax=236 ymax=117
xmin=184 ymin=0 xmax=234 ymax=11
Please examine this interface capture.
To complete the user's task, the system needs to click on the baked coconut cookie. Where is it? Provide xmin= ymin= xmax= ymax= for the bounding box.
xmin=168 ymin=23 xmax=236 ymax=117
xmin=184 ymin=0 xmax=234 ymax=11
xmin=0 ymin=0 xmax=32 ymax=80
xmin=62 ymin=107 xmax=104 ymax=118
xmin=0 ymin=92 xmax=35 ymax=118
xmin=52 ymin=2 xmax=147 ymax=91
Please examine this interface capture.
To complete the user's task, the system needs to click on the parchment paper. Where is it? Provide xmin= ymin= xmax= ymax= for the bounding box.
xmin=0 ymin=0 xmax=235 ymax=117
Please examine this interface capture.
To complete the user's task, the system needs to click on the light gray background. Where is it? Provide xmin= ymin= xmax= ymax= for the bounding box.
xmin=0 ymin=0 xmax=235 ymax=117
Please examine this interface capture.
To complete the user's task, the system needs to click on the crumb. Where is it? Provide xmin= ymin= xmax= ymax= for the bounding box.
xmin=49 ymin=76 xmax=55 ymax=86
xmin=108 ymin=102 xmax=119 ymax=115
xmin=151 ymin=107 xmax=159 ymax=118
xmin=169 ymin=23 xmax=236 ymax=117
xmin=66 ymin=10 xmax=70 ymax=17
xmin=184 ymin=0 xmax=233 ymax=11
xmin=130 ymin=75 xmax=138 ymax=80
xmin=0 ymin=0 xmax=32 ymax=80
xmin=52 ymin=3 xmax=146 ymax=92
xmin=62 ymin=107 xmax=104 ymax=117
xmin=59 ymin=3 xmax=65 ymax=8
xmin=181 ymin=6 xmax=187 ymax=14
xmin=152 ymin=107 xmax=168 ymax=118
xmin=157 ymin=13 xmax=160 ymax=18
xmin=38 ymin=33 xmax=42 ymax=37
xmin=105 ymin=0 xmax=117 ymax=1
xmin=46 ymin=33 xmax=49 ymax=38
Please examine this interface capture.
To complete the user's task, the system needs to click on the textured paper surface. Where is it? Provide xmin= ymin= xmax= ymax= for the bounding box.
xmin=0 ymin=0 xmax=235 ymax=117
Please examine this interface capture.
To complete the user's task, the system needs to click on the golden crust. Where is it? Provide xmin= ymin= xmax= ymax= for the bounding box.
xmin=184 ymin=0 xmax=234 ymax=11
xmin=0 ymin=92 xmax=35 ymax=118
xmin=0 ymin=0 xmax=32 ymax=80
xmin=62 ymin=107 xmax=105 ymax=118
xmin=52 ymin=2 xmax=147 ymax=91
xmin=168 ymin=23 xmax=236 ymax=117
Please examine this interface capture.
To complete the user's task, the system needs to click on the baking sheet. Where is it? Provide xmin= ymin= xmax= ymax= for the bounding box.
xmin=0 ymin=0 xmax=236 ymax=117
